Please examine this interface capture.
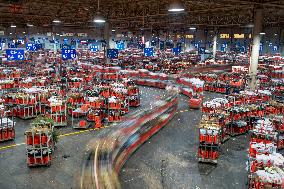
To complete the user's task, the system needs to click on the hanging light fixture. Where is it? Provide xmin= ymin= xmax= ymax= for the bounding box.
xmin=53 ymin=18 xmax=61 ymax=23
xmin=168 ymin=0 xmax=185 ymax=12
xmin=26 ymin=23 xmax=34 ymax=27
xmin=10 ymin=24 xmax=16 ymax=28
xmin=93 ymin=0 xmax=106 ymax=23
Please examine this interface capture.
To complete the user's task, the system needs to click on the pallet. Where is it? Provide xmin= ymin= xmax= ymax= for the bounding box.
xmin=53 ymin=122 xmax=68 ymax=127
xmin=27 ymin=161 xmax=51 ymax=167
xmin=0 ymin=137 xmax=14 ymax=142
xmin=73 ymin=122 xmax=91 ymax=130
xmin=198 ymin=157 xmax=218 ymax=164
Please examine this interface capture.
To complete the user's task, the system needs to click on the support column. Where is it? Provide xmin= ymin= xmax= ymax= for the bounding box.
xmin=249 ymin=7 xmax=263 ymax=90
xmin=200 ymin=28 xmax=207 ymax=61
xmin=212 ymin=34 xmax=217 ymax=60
xmin=104 ymin=23 xmax=110 ymax=64
xmin=280 ymin=29 xmax=284 ymax=57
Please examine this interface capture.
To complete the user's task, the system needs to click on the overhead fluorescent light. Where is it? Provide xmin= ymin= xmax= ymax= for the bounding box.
xmin=93 ymin=13 xmax=106 ymax=23
xmin=189 ymin=27 xmax=196 ymax=30
xmin=27 ymin=23 xmax=34 ymax=27
xmin=260 ymin=32 xmax=265 ymax=35
xmin=10 ymin=24 xmax=16 ymax=28
xmin=112 ymin=29 xmax=116 ymax=32
xmin=53 ymin=18 xmax=61 ymax=23
xmin=245 ymin=23 xmax=254 ymax=28
xmin=168 ymin=0 xmax=185 ymax=12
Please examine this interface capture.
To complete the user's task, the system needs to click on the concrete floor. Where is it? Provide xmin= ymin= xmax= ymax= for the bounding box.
xmin=120 ymin=92 xmax=249 ymax=189
xmin=0 ymin=87 xmax=250 ymax=189
xmin=0 ymin=87 xmax=167 ymax=189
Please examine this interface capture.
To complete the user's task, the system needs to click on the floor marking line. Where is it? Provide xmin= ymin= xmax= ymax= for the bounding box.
xmin=0 ymin=107 xmax=189 ymax=152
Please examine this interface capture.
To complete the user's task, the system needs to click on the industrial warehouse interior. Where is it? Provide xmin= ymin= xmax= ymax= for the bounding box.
xmin=0 ymin=0 xmax=283 ymax=188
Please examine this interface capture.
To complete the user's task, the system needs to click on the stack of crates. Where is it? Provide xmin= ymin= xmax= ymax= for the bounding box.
xmin=48 ymin=97 xmax=67 ymax=127
xmin=16 ymin=94 xmax=38 ymax=119
xmin=198 ymin=120 xmax=221 ymax=164
xmin=248 ymin=118 xmax=283 ymax=189
xmin=274 ymin=116 xmax=284 ymax=149
xmin=86 ymin=97 xmax=105 ymax=128
xmin=127 ymin=85 xmax=140 ymax=107
xmin=107 ymin=96 xmax=122 ymax=122
xmin=25 ymin=121 xmax=54 ymax=167
xmin=110 ymin=87 xmax=129 ymax=115
xmin=0 ymin=100 xmax=15 ymax=142
xmin=67 ymin=92 xmax=85 ymax=116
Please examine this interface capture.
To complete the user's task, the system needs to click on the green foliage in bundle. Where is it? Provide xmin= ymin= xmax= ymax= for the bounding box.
xmin=32 ymin=116 xmax=54 ymax=127
xmin=51 ymin=130 xmax=60 ymax=144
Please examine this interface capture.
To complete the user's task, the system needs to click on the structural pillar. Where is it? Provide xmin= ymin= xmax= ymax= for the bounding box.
xmin=280 ymin=29 xmax=284 ymax=56
xmin=212 ymin=33 xmax=217 ymax=60
xmin=249 ymin=7 xmax=263 ymax=90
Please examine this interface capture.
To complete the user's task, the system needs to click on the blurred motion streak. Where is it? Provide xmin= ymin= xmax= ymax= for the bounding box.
xmin=80 ymin=90 xmax=178 ymax=189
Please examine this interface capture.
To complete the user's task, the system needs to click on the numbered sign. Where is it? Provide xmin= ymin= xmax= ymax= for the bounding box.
xmin=62 ymin=49 xmax=76 ymax=60
xmin=35 ymin=44 xmax=43 ymax=50
xmin=8 ymin=43 xmax=17 ymax=48
xmin=90 ymin=45 xmax=99 ymax=52
xmin=221 ymin=43 xmax=227 ymax=52
xmin=6 ymin=49 xmax=25 ymax=61
xmin=138 ymin=43 xmax=145 ymax=49
xmin=198 ymin=47 xmax=205 ymax=54
xmin=160 ymin=41 xmax=165 ymax=50
xmin=173 ymin=47 xmax=181 ymax=56
xmin=26 ymin=43 xmax=37 ymax=51
xmin=116 ymin=43 xmax=125 ymax=50
xmin=144 ymin=48 xmax=154 ymax=57
xmin=61 ymin=44 xmax=71 ymax=49
xmin=107 ymin=49 xmax=119 ymax=59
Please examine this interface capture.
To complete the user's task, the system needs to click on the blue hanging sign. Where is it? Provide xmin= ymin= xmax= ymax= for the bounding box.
xmin=6 ymin=49 xmax=25 ymax=61
xmin=151 ymin=40 xmax=156 ymax=47
xmin=138 ymin=43 xmax=145 ymax=49
xmin=166 ymin=41 xmax=174 ymax=48
xmin=90 ymin=44 xmax=99 ymax=52
xmin=221 ymin=43 xmax=227 ymax=52
xmin=61 ymin=44 xmax=71 ymax=49
xmin=116 ymin=42 xmax=125 ymax=50
xmin=259 ymin=43 xmax=263 ymax=53
xmin=160 ymin=41 xmax=165 ymax=50
xmin=26 ymin=43 xmax=37 ymax=51
xmin=144 ymin=48 xmax=154 ymax=57
xmin=63 ymin=38 xmax=68 ymax=44
xmin=176 ymin=42 xmax=182 ymax=49
xmin=198 ymin=47 xmax=205 ymax=54
xmin=107 ymin=49 xmax=119 ymax=59
xmin=173 ymin=47 xmax=181 ymax=55
xmin=35 ymin=43 xmax=43 ymax=50
xmin=62 ymin=49 xmax=76 ymax=60
xmin=8 ymin=43 xmax=17 ymax=48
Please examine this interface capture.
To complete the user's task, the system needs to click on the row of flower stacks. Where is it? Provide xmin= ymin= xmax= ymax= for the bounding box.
xmin=194 ymin=72 xmax=245 ymax=94
xmin=126 ymin=69 xmax=204 ymax=101
xmin=0 ymin=76 xmax=51 ymax=90
xmin=198 ymin=89 xmax=284 ymax=164
xmin=248 ymin=118 xmax=284 ymax=189
xmin=67 ymin=79 xmax=140 ymax=128
xmin=2 ymin=87 xmax=62 ymax=120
